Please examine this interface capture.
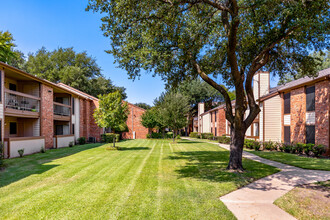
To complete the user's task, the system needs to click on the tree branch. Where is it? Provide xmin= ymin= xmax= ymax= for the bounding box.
xmin=191 ymin=60 xmax=234 ymax=123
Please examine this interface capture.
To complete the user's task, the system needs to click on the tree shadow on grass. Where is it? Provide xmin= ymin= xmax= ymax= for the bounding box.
xmin=168 ymin=151 xmax=277 ymax=186
xmin=0 ymin=143 xmax=102 ymax=188
xmin=118 ymin=147 xmax=150 ymax=151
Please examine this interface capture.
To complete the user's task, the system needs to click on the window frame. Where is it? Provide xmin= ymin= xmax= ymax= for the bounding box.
xmin=306 ymin=86 xmax=315 ymax=112
xmin=306 ymin=125 xmax=315 ymax=144
xmin=284 ymin=93 xmax=291 ymax=114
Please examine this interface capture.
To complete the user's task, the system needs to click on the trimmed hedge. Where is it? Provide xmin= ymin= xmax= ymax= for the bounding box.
xmin=218 ymin=135 xmax=231 ymax=144
xmin=189 ymin=132 xmax=200 ymax=138
xmin=101 ymin=133 xmax=120 ymax=143
xmin=147 ymin=132 xmax=174 ymax=139
xmin=77 ymin=137 xmax=86 ymax=145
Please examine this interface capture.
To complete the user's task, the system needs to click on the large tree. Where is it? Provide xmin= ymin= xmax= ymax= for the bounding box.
xmin=24 ymin=47 xmax=127 ymax=98
xmin=88 ymin=0 xmax=329 ymax=170
xmin=141 ymin=108 xmax=158 ymax=134
xmin=93 ymin=91 xmax=129 ymax=148
xmin=0 ymin=31 xmax=17 ymax=63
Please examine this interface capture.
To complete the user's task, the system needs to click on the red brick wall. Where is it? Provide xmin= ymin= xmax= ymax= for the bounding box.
xmin=79 ymin=99 xmax=87 ymax=138
xmin=315 ymin=80 xmax=329 ymax=152
xmin=89 ymin=100 xmax=103 ymax=142
xmin=290 ymin=87 xmax=306 ymax=143
xmin=217 ymin=108 xmax=226 ymax=136
xmin=40 ymin=84 xmax=54 ymax=148
xmin=122 ymin=103 xmax=148 ymax=139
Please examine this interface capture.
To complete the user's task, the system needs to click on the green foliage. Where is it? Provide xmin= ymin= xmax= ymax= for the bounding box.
xmin=295 ymin=143 xmax=304 ymax=154
xmin=218 ymin=135 xmax=231 ymax=144
xmin=0 ymin=31 xmax=17 ymax=63
xmin=69 ymin=142 xmax=74 ymax=148
xmin=189 ymin=132 xmax=200 ymax=138
xmin=101 ymin=133 xmax=120 ymax=143
xmin=40 ymin=146 xmax=46 ymax=153
xmin=156 ymin=92 xmax=190 ymax=135
xmin=303 ymin=143 xmax=314 ymax=155
xmin=77 ymin=137 xmax=86 ymax=145
xmin=263 ymin=141 xmax=276 ymax=151
xmin=311 ymin=144 xmax=326 ymax=157
xmin=141 ymin=108 xmax=158 ymax=129
xmin=201 ymin=133 xmax=213 ymax=139
xmin=23 ymin=47 xmax=126 ymax=98
xmin=134 ymin=103 xmax=151 ymax=110
xmin=244 ymin=139 xmax=261 ymax=151
xmin=18 ymin=149 xmax=24 ymax=158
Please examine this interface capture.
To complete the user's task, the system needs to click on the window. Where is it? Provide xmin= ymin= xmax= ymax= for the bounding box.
xmin=215 ymin=111 xmax=217 ymax=122
xmin=211 ymin=127 xmax=213 ymax=133
xmin=56 ymin=125 xmax=63 ymax=135
xmin=215 ymin=128 xmax=217 ymax=136
xmin=10 ymin=122 xmax=17 ymax=135
xmin=9 ymin=83 xmax=16 ymax=91
xmin=72 ymin=124 xmax=75 ymax=135
xmin=284 ymin=126 xmax=290 ymax=143
xmin=284 ymin=93 xmax=291 ymax=114
xmin=306 ymin=86 xmax=315 ymax=111
xmin=254 ymin=123 xmax=259 ymax=137
xmin=210 ymin=112 xmax=212 ymax=122
xmin=72 ymin=97 xmax=75 ymax=115
xmin=306 ymin=125 xmax=315 ymax=144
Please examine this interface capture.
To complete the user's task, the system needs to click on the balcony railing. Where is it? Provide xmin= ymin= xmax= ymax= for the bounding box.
xmin=5 ymin=89 xmax=40 ymax=112
xmin=54 ymin=102 xmax=71 ymax=116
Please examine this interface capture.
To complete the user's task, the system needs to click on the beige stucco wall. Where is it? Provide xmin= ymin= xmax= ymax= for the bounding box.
xmin=56 ymin=135 xmax=75 ymax=148
xmin=8 ymin=138 xmax=45 ymax=158
xmin=202 ymin=113 xmax=210 ymax=133
xmin=264 ymin=95 xmax=282 ymax=142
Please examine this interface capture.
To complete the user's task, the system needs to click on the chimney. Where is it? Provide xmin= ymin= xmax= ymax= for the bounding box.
xmin=253 ymin=71 xmax=270 ymax=101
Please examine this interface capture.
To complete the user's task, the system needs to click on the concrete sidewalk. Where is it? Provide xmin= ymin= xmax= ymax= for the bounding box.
xmin=182 ymin=138 xmax=330 ymax=220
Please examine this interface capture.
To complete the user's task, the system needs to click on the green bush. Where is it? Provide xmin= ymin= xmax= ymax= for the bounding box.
xmin=244 ymin=139 xmax=255 ymax=149
xmin=218 ymin=135 xmax=231 ymax=144
xmin=303 ymin=143 xmax=314 ymax=155
xmin=18 ymin=149 xmax=24 ymax=158
xmin=282 ymin=143 xmax=292 ymax=153
xmin=175 ymin=135 xmax=181 ymax=139
xmin=189 ymin=132 xmax=199 ymax=138
xmin=253 ymin=141 xmax=261 ymax=151
xmin=77 ymin=137 xmax=86 ymax=145
xmin=201 ymin=133 xmax=213 ymax=139
xmin=295 ymin=143 xmax=304 ymax=154
xmin=263 ymin=141 xmax=275 ymax=151
xmin=40 ymin=146 xmax=46 ymax=153
xmin=312 ymin=144 xmax=326 ymax=157
xmin=101 ymin=133 xmax=120 ymax=143
xmin=166 ymin=132 xmax=173 ymax=139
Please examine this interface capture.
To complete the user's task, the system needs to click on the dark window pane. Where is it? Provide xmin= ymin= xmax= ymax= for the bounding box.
xmin=9 ymin=83 xmax=16 ymax=91
xmin=56 ymin=125 xmax=63 ymax=135
xmin=211 ymin=127 xmax=213 ymax=133
xmin=211 ymin=112 xmax=212 ymax=122
xmin=215 ymin=111 xmax=217 ymax=122
xmin=10 ymin=122 xmax=17 ymax=135
xmin=306 ymin=86 xmax=315 ymax=111
xmin=72 ymin=97 xmax=75 ymax=115
xmin=284 ymin=126 xmax=290 ymax=143
xmin=306 ymin=125 xmax=315 ymax=144
xmin=72 ymin=124 xmax=75 ymax=135
xmin=215 ymin=128 xmax=217 ymax=136
xmin=284 ymin=93 xmax=291 ymax=114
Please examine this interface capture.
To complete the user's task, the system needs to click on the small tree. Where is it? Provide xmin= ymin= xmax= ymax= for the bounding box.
xmin=94 ymin=91 xmax=129 ymax=148
xmin=158 ymin=92 xmax=190 ymax=142
xmin=141 ymin=108 xmax=158 ymax=135
xmin=0 ymin=31 xmax=17 ymax=63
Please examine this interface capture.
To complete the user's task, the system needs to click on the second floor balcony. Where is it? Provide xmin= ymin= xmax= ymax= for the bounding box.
xmin=5 ymin=89 xmax=40 ymax=118
xmin=53 ymin=102 xmax=71 ymax=121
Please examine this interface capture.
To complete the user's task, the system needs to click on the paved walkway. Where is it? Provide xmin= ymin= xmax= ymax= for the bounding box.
xmin=182 ymin=138 xmax=330 ymax=220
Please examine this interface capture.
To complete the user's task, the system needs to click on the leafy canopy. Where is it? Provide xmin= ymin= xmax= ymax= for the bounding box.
xmin=93 ymin=91 xmax=129 ymax=132
xmin=134 ymin=102 xmax=152 ymax=110
xmin=0 ymin=31 xmax=17 ymax=63
xmin=24 ymin=47 xmax=127 ymax=98
xmin=141 ymin=108 xmax=158 ymax=129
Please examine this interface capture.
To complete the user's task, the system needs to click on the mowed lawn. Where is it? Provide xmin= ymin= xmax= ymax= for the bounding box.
xmin=0 ymin=139 xmax=278 ymax=219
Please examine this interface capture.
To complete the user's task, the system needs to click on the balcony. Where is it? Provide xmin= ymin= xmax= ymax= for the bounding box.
xmin=5 ymin=89 xmax=40 ymax=118
xmin=53 ymin=102 xmax=71 ymax=121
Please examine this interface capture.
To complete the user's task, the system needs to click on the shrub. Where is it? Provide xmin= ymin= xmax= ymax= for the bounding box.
xmin=77 ymin=137 xmax=86 ymax=145
xmin=263 ymin=141 xmax=275 ymax=151
xmin=244 ymin=139 xmax=255 ymax=149
xmin=166 ymin=132 xmax=173 ymax=139
xmin=312 ymin=144 xmax=326 ymax=157
xmin=253 ymin=141 xmax=261 ymax=151
xmin=101 ymin=133 xmax=120 ymax=143
xmin=303 ymin=143 xmax=314 ymax=155
xmin=40 ymin=146 xmax=46 ymax=153
xmin=218 ymin=135 xmax=231 ymax=144
xmin=189 ymin=132 xmax=199 ymax=138
xmin=175 ymin=135 xmax=181 ymax=139
xmin=282 ymin=143 xmax=292 ymax=153
xmin=0 ymin=142 xmax=4 ymax=167
xmin=201 ymin=133 xmax=213 ymax=139
xmin=18 ymin=149 xmax=24 ymax=157
xmin=295 ymin=143 xmax=304 ymax=154
xmin=69 ymin=141 xmax=74 ymax=147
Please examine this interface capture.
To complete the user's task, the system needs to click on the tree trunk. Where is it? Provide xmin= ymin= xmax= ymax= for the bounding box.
xmin=227 ymin=124 xmax=245 ymax=171
xmin=113 ymin=132 xmax=116 ymax=148
xmin=173 ymin=129 xmax=175 ymax=143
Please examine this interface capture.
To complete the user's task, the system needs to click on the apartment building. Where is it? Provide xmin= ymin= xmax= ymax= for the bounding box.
xmin=0 ymin=62 xmax=148 ymax=158
xmin=194 ymin=69 xmax=330 ymax=152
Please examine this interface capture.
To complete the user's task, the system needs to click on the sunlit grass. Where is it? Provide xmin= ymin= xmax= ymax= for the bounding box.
xmin=0 ymin=139 xmax=278 ymax=219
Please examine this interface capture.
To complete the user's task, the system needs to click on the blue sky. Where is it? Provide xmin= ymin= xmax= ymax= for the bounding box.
xmin=1 ymin=0 xmax=280 ymax=105
xmin=0 ymin=0 xmax=165 ymax=105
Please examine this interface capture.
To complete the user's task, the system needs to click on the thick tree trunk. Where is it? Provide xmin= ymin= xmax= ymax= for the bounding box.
xmin=227 ymin=125 xmax=245 ymax=171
